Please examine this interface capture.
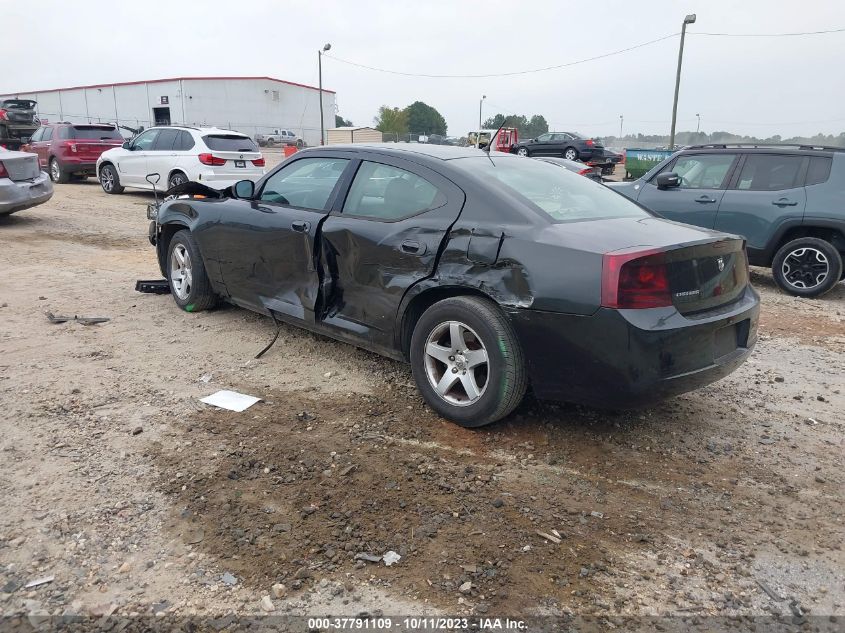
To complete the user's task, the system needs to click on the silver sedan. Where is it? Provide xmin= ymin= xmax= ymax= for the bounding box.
xmin=0 ymin=148 xmax=53 ymax=216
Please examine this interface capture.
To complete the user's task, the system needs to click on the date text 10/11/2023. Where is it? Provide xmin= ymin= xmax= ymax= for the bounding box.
xmin=306 ymin=617 xmax=528 ymax=630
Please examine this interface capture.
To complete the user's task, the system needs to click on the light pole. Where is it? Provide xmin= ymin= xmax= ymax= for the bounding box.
xmin=696 ymin=113 xmax=701 ymax=134
xmin=318 ymin=43 xmax=331 ymax=146
xmin=669 ymin=14 xmax=696 ymax=149
xmin=619 ymin=115 xmax=624 ymax=139
xmin=477 ymin=95 xmax=486 ymax=148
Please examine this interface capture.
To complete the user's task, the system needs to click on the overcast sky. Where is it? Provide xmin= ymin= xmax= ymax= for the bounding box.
xmin=4 ymin=0 xmax=844 ymax=138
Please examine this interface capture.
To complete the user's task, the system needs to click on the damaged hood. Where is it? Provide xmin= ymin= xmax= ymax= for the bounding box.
xmin=164 ymin=180 xmax=233 ymax=199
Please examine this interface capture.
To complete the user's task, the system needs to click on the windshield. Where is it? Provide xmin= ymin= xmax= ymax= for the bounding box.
xmin=203 ymin=134 xmax=258 ymax=152
xmin=69 ymin=125 xmax=122 ymax=140
xmin=455 ymin=156 xmax=649 ymax=223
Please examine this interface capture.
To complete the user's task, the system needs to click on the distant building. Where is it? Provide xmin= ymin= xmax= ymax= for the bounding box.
xmin=0 ymin=76 xmax=336 ymax=146
xmin=326 ymin=126 xmax=383 ymax=145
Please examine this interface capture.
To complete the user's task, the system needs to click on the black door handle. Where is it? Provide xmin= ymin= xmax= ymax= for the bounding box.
xmin=291 ymin=220 xmax=310 ymax=232
xmin=695 ymin=196 xmax=717 ymax=203
xmin=400 ymin=240 xmax=426 ymax=255
xmin=772 ymin=199 xmax=798 ymax=207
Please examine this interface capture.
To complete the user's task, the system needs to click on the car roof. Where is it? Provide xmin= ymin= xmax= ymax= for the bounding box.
xmin=146 ymin=125 xmax=249 ymax=136
xmin=313 ymin=143 xmax=508 ymax=161
xmin=682 ymin=143 xmax=845 ymax=154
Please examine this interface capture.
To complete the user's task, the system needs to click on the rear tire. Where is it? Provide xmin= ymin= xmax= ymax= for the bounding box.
xmin=99 ymin=163 xmax=124 ymax=194
xmin=49 ymin=158 xmax=70 ymax=184
xmin=410 ymin=296 xmax=527 ymax=428
xmin=563 ymin=147 xmax=578 ymax=161
xmin=167 ymin=230 xmax=217 ymax=312
xmin=516 ymin=147 xmax=530 ymax=157
xmin=772 ymin=237 xmax=843 ymax=298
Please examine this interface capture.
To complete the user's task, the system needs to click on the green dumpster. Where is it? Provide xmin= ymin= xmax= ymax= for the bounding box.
xmin=624 ymin=148 xmax=674 ymax=180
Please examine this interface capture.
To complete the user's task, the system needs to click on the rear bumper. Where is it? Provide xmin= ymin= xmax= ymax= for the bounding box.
xmin=0 ymin=172 xmax=53 ymax=215
xmin=59 ymin=159 xmax=97 ymax=173
xmin=507 ymin=285 xmax=760 ymax=408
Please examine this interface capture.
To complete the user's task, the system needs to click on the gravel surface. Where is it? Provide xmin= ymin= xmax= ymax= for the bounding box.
xmin=0 ymin=161 xmax=843 ymax=623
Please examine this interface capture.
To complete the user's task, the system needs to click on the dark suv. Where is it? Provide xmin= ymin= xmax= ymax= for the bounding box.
xmin=24 ymin=122 xmax=124 ymax=183
xmin=609 ymin=144 xmax=845 ymax=297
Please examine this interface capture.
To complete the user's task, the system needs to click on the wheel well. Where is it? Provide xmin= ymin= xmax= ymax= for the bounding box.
xmin=399 ymin=286 xmax=498 ymax=359
xmin=774 ymin=227 xmax=845 ymax=262
xmin=98 ymin=161 xmax=113 ymax=176
xmin=168 ymin=169 xmax=187 ymax=182
xmin=157 ymin=223 xmax=189 ymax=274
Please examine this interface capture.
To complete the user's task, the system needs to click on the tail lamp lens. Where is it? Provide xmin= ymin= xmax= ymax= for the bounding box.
xmin=602 ymin=250 xmax=672 ymax=309
xmin=198 ymin=153 xmax=226 ymax=166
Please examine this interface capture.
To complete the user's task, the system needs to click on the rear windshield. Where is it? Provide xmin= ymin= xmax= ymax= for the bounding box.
xmin=203 ymin=135 xmax=257 ymax=152
xmin=69 ymin=125 xmax=122 ymax=140
xmin=2 ymin=100 xmax=36 ymax=110
xmin=455 ymin=156 xmax=649 ymax=223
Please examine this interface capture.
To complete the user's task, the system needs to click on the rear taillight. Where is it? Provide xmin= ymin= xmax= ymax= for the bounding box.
xmin=577 ymin=168 xmax=593 ymax=176
xmin=602 ymin=249 xmax=672 ymax=309
xmin=68 ymin=143 xmax=78 ymax=153
xmin=198 ymin=153 xmax=226 ymax=166
xmin=0 ymin=161 xmax=7 ymax=178
xmin=252 ymin=157 xmax=265 ymax=167
xmin=585 ymin=139 xmax=594 ymax=147
xmin=0 ymin=109 xmax=7 ymax=121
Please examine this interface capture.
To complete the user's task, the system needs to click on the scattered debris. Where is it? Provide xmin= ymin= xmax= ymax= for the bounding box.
xmin=271 ymin=583 xmax=287 ymax=599
xmin=491 ymin=498 xmax=504 ymax=508
xmin=220 ymin=572 xmax=237 ymax=586
xmin=24 ymin=576 xmax=54 ymax=589
xmin=131 ymin=426 xmax=143 ymax=436
xmin=46 ymin=312 xmax=110 ymax=326
xmin=382 ymin=551 xmax=401 ymax=566
xmin=590 ymin=511 xmax=604 ymax=519
xmin=354 ymin=553 xmax=383 ymax=563
xmin=536 ymin=530 xmax=561 ymax=544
xmin=135 ymin=279 xmax=170 ymax=294
xmin=199 ymin=373 xmax=213 ymax=384
xmin=458 ymin=581 xmax=473 ymax=594
xmin=259 ymin=595 xmax=275 ymax=612
xmin=200 ymin=390 xmax=262 ymax=413
xmin=756 ymin=579 xmax=783 ymax=602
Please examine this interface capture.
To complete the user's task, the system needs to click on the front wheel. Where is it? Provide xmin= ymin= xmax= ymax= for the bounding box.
xmin=563 ymin=147 xmax=578 ymax=161
xmin=771 ymin=237 xmax=843 ymax=298
xmin=167 ymin=230 xmax=217 ymax=312
xmin=99 ymin=164 xmax=124 ymax=194
xmin=516 ymin=147 xmax=529 ymax=157
xmin=410 ymin=296 xmax=527 ymax=427
xmin=168 ymin=171 xmax=188 ymax=189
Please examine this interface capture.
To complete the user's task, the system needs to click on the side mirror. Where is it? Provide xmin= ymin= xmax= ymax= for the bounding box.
xmin=655 ymin=172 xmax=680 ymax=189
xmin=232 ymin=179 xmax=255 ymax=199
xmin=122 ymin=141 xmax=131 ymax=149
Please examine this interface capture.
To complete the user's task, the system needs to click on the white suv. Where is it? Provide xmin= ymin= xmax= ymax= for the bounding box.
xmin=97 ymin=126 xmax=265 ymax=194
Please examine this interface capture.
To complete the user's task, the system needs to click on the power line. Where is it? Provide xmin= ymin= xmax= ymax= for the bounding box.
xmin=323 ymin=33 xmax=680 ymax=79
xmin=691 ymin=27 xmax=845 ymax=37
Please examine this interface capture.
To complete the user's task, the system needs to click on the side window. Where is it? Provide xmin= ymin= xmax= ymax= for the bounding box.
xmin=176 ymin=131 xmax=195 ymax=151
xmin=734 ymin=154 xmax=804 ymax=191
xmin=342 ymin=161 xmax=445 ymax=221
xmin=152 ymin=129 xmax=180 ymax=151
xmin=664 ymin=154 xmax=736 ymax=189
xmin=805 ymin=156 xmax=832 ymax=186
xmin=259 ymin=157 xmax=349 ymax=209
xmin=536 ymin=133 xmax=552 ymax=142
xmin=132 ymin=129 xmax=159 ymax=151
xmin=42 ymin=127 xmax=53 ymax=141
xmin=30 ymin=128 xmax=44 ymax=142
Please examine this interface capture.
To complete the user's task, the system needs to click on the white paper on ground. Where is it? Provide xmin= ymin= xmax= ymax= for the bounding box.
xmin=200 ymin=390 xmax=262 ymax=412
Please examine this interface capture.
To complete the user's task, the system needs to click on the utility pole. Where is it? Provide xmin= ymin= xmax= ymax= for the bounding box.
xmin=318 ymin=43 xmax=331 ymax=145
xmin=619 ymin=115 xmax=624 ymax=139
xmin=669 ymin=14 xmax=696 ymax=149
xmin=696 ymin=113 xmax=701 ymax=134
xmin=477 ymin=95 xmax=486 ymax=148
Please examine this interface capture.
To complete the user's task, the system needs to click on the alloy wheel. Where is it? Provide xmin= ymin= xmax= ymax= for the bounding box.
xmin=169 ymin=173 xmax=187 ymax=188
xmin=423 ymin=320 xmax=489 ymax=406
xmin=564 ymin=148 xmax=578 ymax=161
xmin=100 ymin=168 xmax=114 ymax=192
xmin=50 ymin=160 xmax=60 ymax=182
xmin=170 ymin=244 xmax=193 ymax=300
xmin=517 ymin=148 xmax=528 ymax=157
xmin=781 ymin=247 xmax=829 ymax=289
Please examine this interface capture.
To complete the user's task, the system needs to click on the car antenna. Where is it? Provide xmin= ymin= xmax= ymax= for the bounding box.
xmin=484 ymin=116 xmax=510 ymax=165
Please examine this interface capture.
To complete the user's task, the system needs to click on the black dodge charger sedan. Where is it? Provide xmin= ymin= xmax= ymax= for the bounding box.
xmin=149 ymin=144 xmax=759 ymax=427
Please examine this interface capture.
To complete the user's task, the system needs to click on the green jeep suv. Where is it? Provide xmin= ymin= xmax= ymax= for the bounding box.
xmin=610 ymin=144 xmax=845 ymax=297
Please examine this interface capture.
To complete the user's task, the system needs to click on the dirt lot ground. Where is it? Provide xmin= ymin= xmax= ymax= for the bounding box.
xmin=1 ymin=149 xmax=843 ymax=628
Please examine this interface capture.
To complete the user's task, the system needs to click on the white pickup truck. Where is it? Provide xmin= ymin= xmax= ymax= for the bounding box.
xmin=255 ymin=129 xmax=303 ymax=148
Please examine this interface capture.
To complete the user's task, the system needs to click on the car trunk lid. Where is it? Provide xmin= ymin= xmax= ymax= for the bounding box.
xmin=66 ymin=126 xmax=125 ymax=160
xmin=0 ymin=151 xmax=41 ymax=181
xmin=202 ymin=134 xmax=261 ymax=163
xmin=0 ymin=100 xmax=37 ymax=125
xmin=663 ymin=239 xmax=748 ymax=315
